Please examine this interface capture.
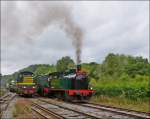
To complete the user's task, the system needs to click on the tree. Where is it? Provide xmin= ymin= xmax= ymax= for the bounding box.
xmin=56 ymin=56 xmax=75 ymax=72
xmin=125 ymin=56 xmax=150 ymax=77
xmin=100 ymin=53 xmax=123 ymax=78
xmin=99 ymin=53 xmax=150 ymax=79
xmin=34 ymin=65 xmax=56 ymax=75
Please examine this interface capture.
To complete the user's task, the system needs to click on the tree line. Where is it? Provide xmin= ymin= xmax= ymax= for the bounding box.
xmin=1 ymin=53 xmax=150 ymax=84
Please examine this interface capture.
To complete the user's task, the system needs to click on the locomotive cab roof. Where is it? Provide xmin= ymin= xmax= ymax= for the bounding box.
xmin=19 ymin=71 xmax=33 ymax=75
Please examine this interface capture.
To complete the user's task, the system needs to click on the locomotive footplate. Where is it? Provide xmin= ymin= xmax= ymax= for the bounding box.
xmin=66 ymin=90 xmax=95 ymax=96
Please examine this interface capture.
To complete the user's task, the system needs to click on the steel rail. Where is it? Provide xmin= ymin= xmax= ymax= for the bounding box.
xmin=79 ymin=102 xmax=150 ymax=119
xmin=0 ymin=93 xmax=11 ymax=103
xmin=39 ymin=98 xmax=150 ymax=119
xmin=31 ymin=106 xmax=53 ymax=119
xmin=0 ymin=93 xmax=16 ymax=118
xmin=39 ymin=99 xmax=112 ymax=119
xmin=31 ymin=102 xmax=64 ymax=119
xmin=32 ymin=99 xmax=103 ymax=119
xmin=86 ymin=102 xmax=150 ymax=114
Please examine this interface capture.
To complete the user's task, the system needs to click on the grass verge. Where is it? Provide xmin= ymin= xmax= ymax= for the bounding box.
xmin=90 ymin=95 xmax=150 ymax=113
xmin=0 ymin=89 xmax=6 ymax=97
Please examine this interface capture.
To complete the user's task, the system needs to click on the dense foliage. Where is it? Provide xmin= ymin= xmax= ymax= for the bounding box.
xmin=101 ymin=53 xmax=150 ymax=78
xmin=86 ymin=53 xmax=149 ymax=100
xmin=93 ymin=75 xmax=149 ymax=100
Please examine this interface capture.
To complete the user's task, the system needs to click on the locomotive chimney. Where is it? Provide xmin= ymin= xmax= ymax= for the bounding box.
xmin=76 ymin=64 xmax=81 ymax=72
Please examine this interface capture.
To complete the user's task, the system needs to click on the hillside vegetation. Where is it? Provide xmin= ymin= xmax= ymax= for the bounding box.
xmin=84 ymin=54 xmax=150 ymax=100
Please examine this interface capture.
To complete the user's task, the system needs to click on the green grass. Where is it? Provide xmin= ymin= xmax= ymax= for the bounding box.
xmin=90 ymin=95 xmax=150 ymax=112
xmin=0 ymin=89 xmax=6 ymax=97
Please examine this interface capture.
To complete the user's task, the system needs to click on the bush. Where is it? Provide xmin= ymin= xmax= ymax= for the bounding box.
xmin=92 ymin=75 xmax=150 ymax=100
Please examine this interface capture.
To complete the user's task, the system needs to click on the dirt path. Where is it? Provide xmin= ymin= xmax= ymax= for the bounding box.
xmin=12 ymin=97 xmax=42 ymax=119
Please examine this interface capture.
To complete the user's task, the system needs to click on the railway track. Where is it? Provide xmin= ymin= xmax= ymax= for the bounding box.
xmin=80 ymin=102 xmax=150 ymax=119
xmin=31 ymin=99 xmax=97 ymax=119
xmin=31 ymin=98 xmax=150 ymax=119
xmin=0 ymin=93 xmax=12 ymax=103
xmin=0 ymin=92 xmax=16 ymax=118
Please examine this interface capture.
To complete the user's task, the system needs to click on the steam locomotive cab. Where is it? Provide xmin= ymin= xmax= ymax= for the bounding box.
xmin=74 ymin=71 xmax=88 ymax=90
xmin=61 ymin=65 xmax=95 ymax=101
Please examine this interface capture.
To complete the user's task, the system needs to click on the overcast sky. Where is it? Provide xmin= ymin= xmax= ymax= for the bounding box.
xmin=1 ymin=1 xmax=149 ymax=75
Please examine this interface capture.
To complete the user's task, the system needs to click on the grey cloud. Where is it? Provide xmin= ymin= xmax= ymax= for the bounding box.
xmin=80 ymin=1 xmax=149 ymax=63
xmin=1 ymin=1 xmax=149 ymax=74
